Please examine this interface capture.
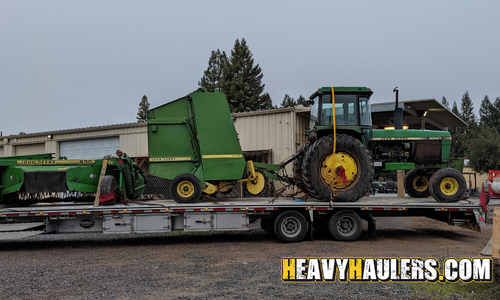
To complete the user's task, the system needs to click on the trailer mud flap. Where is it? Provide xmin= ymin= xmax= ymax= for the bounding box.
xmin=23 ymin=171 xmax=67 ymax=193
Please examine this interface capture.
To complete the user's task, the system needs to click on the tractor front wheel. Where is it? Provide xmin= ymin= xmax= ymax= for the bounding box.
xmin=429 ymin=168 xmax=467 ymax=202
xmin=404 ymin=169 xmax=431 ymax=198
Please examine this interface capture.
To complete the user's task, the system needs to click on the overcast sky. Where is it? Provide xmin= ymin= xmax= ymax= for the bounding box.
xmin=1 ymin=0 xmax=499 ymax=136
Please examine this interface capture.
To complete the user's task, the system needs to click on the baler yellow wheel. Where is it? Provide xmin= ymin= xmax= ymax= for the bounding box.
xmin=246 ymin=171 xmax=265 ymax=195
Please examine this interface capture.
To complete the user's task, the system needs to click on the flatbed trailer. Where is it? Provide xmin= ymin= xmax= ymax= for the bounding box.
xmin=0 ymin=196 xmax=486 ymax=243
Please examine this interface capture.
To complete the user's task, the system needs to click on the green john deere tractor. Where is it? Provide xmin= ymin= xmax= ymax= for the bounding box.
xmin=293 ymin=86 xmax=466 ymax=203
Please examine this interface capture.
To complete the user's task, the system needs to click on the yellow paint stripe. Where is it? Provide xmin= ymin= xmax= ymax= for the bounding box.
xmin=150 ymin=157 xmax=192 ymax=162
xmin=202 ymin=154 xmax=243 ymax=159
xmin=17 ymin=160 xmax=95 ymax=165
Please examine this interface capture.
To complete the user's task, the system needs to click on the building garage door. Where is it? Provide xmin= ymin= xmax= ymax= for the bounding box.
xmin=60 ymin=137 xmax=120 ymax=160
xmin=16 ymin=143 xmax=45 ymax=156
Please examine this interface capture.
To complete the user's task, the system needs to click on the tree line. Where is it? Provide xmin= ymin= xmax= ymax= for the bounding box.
xmin=443 ymin=92 xmax=500 ymax=173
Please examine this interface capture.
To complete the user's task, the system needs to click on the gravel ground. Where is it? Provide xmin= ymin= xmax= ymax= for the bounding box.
xmin=0 ymin=214 xmax=495 ymax=300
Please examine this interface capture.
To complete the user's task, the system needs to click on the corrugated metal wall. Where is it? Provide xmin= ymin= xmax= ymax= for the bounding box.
xmin=120 ymin=132 xmax=148 ymax=157
xmin=15 ymin=143 xmax=46 ymax=156
xmin=233 ymin=107 xmax=310 ymax=175
xmin=0 ymin=146 xmax=3 ymax=157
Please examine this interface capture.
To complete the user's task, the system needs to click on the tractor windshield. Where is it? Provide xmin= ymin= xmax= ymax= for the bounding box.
xmin=320 ymin=94 xmax=357 ymax=126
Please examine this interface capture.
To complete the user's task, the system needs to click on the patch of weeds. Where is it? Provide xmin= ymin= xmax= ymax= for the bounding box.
xmin=409 ymin=275 xmax=500 ymax=300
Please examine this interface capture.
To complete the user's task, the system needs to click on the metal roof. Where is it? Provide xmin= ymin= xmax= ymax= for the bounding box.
xmin=371 ymin=98 xmax=466 ymax=130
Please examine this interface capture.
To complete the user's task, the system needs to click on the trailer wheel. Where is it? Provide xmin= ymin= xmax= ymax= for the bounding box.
xmin=302 ymin=134 xmax=374 ymax=202
xmin=429 ymin=168 xmax=467 ymax=202
xmin=273 ymin=211 xmax=308 ymax=243
xmin=99 ymin=175 xmax=117 ymax=205
xmin=404 ymin=170 xmax=431 ymax=198
xmin=328 ymin=210 xmax=362 ymax=241
xmin=171 ymin=174 xmax=202 ymax=203
xmin=292 ymin=142 xmax=311 ymax=193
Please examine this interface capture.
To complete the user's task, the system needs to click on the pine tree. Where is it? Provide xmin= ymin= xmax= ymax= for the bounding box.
xmin=456 ymin=92 xmax=477 ymax=159
xmin=479 ymin=95 xmax=493 ymax=127
xmin=198 ymin=49 xmax=227 ymax=92
xmin=490 ymin=97 xmax=500 ymax=133
xmin=460 ymin=91 xmax=477 ymax=127
xmin=296 ymin=95 xmax=309 ymax=107
xmin=280 ymin=94 xmax=296 ymax=107
xmin=220 ymin=38 xmax=271 ymax=112
xmin=449 ymin=101 xmax=462 ymax=157
xmin=441 ymin=96 xmax=449 ymax=109
xmin=136 ymin=95 xmax=150 ymax=123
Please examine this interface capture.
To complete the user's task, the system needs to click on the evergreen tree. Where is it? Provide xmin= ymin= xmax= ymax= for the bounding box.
xmin=464 ymin=126 xmax=500 ymax=174
xmin=220 ymin=38 xmax=271 ymax=112
xmin=136 ymin=95 xmax=150 ymax=123
xmin=280 ymin=94 xmax=296 ymax=107
xmin=441 ymin=96 xmax=449 ymax=109
xmin=198 ymin=49 xmax=227 ymax=92
xmin=491 ymin=97 xmax=500 ymax=133
xmin=296 ymin=95 xmax=309 ymax=107
xmin=460 ymin=91 xmax=477 ymax=127
xmin=479 ymin=95 xmax=494 ymax=127
xmin=449 ymin=101 xmax=462 ymax=157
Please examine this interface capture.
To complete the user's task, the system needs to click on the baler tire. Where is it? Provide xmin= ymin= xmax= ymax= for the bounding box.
xmin=404 ymin=169 xmax=431 ymax=198
xmin=292 ymin=142 xmax=311 ymax=193
xmin=302 ymin=134 xmax=374 ymax=202
xmin=171 ymin=173 xmax=202 ymax=203
xmin=273 ymin=211 xmax=308 ymax=243
xmin=328 ymin=210 xmax=362 ymax=241
xmin=429 ymin=168 xmax=467 ymax=202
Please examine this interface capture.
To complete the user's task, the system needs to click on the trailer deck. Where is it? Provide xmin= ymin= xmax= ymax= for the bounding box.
xmin=0 ymin=196 xmax=486 ymax=242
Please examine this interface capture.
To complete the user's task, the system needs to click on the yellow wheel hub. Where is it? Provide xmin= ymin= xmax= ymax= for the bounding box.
xmin=413 ymin=176 xmax=429 ymax=192
xmin=177 ymin=180 xmax=195 ymax=198
xmin=247 ymin=171 xmax=265 ymax=195
xmin=440 ymin=177 xmax=459 ymax=196
xmin=320 ymin=151 xmax=358 ymax=189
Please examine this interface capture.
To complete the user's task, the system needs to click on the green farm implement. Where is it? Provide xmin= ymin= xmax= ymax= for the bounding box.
xmin=147 ymin=89 xmax=287 ymax=203
xmin=0 ymin=152 xmax=146 ymax=205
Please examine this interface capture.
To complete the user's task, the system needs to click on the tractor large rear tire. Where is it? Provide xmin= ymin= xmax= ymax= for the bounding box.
xmin=302 ymin=134 xmax=373 ymax=202
xmin=404 ymin=169 xmax=431 ymax=198
xmin=292 ymin=142 xmax=311 ymax=193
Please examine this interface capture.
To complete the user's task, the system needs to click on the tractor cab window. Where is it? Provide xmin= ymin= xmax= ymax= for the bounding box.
xmin=359 ymin=96 xmax=372 ymax=126
xmin=309 ymin=96 xmax=319 ymax=129
xmin=321 ymin=94 xmax=357 ymax=126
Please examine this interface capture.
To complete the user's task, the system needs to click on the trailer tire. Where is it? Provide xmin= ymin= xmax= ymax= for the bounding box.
xmin=171 ymin=173 xmax=202 ymax=203
xmin=292 ymin=142 xmax=311 ymax=193
xmin=429 ymin=168 xmax=467 ymax=202
xmin=404 ymin=170 xmax=431 ymax=198
xmin=273 ymin=211 xmax=308 ymax=243
xmin=328 ymin=210 xmax=362 ymax=241
xmin=302 ymin=134 xmax=373 ymax=202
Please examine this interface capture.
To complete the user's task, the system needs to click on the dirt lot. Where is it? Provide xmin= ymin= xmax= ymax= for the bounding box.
xmin=0 ymin=211 xmax=495 ymax=300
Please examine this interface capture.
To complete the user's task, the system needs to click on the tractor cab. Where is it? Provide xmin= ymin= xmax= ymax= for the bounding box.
xmin=307 ymin=87 xmax=373 ymax=143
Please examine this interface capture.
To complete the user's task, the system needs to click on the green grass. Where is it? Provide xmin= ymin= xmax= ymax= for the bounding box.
xmin=409 ymin=278 xmax=500 ymax=300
